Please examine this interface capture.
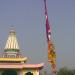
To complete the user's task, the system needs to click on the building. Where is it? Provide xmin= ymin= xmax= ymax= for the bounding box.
xmin=0 ymin=28 xmax=44 ymax=75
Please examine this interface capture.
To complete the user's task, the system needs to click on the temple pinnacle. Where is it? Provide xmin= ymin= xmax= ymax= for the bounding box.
xmin=3 ymin=28 xmax=21 ymax=58
xmin=4 ymin=28 xmax=19 ymax=50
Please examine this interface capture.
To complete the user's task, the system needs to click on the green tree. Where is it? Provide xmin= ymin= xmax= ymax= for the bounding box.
xmin=57 ymin=67 xmax=74 ymax=75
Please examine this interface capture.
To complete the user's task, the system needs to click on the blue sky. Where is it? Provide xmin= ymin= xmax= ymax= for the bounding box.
xmin=0 ymin=0 xmax=75 ymax=72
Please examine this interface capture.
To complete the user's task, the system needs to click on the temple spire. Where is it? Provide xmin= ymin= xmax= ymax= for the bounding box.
xmin=4 ymin=27 xmax=19 ymax=50
xmin=3 ymin=27 xmax=21 ymax=58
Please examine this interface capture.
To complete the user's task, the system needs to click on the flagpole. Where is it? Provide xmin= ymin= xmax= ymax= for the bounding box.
xmin=43 ymin=0 xmax=57 ymax=75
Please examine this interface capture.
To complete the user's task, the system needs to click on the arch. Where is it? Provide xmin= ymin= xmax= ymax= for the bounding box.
xmin=2 ymin=69 xmax=17 ymax=75
xmin=25 ymin=72 xmax=33 ymax=75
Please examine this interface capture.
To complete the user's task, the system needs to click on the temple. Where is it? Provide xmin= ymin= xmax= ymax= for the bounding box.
xmin=0 ymin=28 xmax=44 ymax=75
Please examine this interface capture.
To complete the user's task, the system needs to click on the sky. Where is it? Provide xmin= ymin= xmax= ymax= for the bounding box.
xmin=0 ymin=0 xmax=75 ymax=72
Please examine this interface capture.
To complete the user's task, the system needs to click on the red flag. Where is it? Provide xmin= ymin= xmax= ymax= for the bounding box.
xmin=44 ymin=0 xmax=51 ymax=42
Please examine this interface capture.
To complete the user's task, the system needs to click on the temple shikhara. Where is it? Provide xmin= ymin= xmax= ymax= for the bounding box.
xmin=0 ymin=28 xmax=44 ymax=75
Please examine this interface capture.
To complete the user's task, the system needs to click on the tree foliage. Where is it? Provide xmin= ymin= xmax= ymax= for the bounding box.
xmin=57 ymin=67 xmax=75 ymax=75
xmin=42 ymin=67 xmax=75 ymax=75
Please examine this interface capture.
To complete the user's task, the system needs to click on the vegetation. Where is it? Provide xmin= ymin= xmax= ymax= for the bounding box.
xmin=57 ymin=67 xmax=75 ymax=75
xmin=42 ymin=67 xmax=75 ymax=75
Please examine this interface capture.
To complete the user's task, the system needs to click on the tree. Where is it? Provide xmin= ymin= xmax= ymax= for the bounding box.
xmin=57 ymin=67 xmax=74 ymax=75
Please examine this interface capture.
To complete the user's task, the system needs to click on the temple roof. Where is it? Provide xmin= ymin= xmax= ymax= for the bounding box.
xmin=0 ymin=57 xmax=27 ymax=62
xmin=3 ymin=27 xmax=22 ymax=58
xmin=0 ymin=63 xmax=44 ymax=69
xmin=4 ymin=28 xmax=19 ymax=50
xmin=0 ymin=28 xmax=44 ymax=69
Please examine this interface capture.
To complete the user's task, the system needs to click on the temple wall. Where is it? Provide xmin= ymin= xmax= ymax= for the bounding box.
xmin=21 ymin=69 xmax=39 ymax=75
xmin=0 ymin=69 xmax=40 ymax=75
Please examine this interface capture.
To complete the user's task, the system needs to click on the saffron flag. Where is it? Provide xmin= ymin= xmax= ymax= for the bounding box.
xmin=44 ymin=0 xmax=56 ymax=63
